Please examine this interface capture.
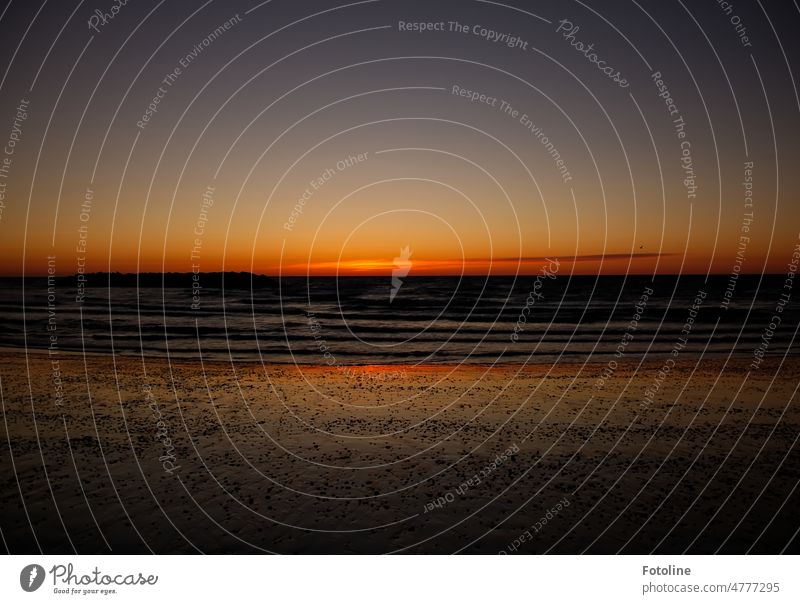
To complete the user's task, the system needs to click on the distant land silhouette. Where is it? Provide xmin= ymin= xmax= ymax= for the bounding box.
xmin=73 ymin=271 xmax=278 ymax=289
xmin=0 ymin=272 xmax=278 ymax=289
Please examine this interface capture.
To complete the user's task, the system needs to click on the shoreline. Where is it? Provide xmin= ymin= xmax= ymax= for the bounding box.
xmin=1 ymin=346 xmax=798 ymax=553
xmin=2 ymin=345 xmax=795 ymax=369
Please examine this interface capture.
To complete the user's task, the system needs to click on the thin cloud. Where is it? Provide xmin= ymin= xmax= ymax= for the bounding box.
xmin=494 ymin=252 xmax=675 ymax=262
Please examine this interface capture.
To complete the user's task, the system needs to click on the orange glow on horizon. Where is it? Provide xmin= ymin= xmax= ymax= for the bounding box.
xmin=269 ymin=253 xmax=669 ymax=276
xmin=5 ymin=250 xmax=791 ymax=277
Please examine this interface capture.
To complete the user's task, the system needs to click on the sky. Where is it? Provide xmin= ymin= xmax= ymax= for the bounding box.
xmin=0 ymin=0 xmax=798 ymax=276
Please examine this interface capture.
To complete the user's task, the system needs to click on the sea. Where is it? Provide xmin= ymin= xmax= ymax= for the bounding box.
xmin=0 ymin=274 xmax=797 ymax=365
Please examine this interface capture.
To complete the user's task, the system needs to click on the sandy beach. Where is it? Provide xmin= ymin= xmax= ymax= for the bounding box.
xmin=1 ymin=350 xmax=798 ymax=554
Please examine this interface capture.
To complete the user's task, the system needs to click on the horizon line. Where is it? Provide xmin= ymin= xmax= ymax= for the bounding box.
xmin=0 ymin=271 xmax=788 ymax=278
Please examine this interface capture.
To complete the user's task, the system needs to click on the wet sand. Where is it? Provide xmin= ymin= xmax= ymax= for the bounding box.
xmin=1 ymin=350 xmax=798 ymax=553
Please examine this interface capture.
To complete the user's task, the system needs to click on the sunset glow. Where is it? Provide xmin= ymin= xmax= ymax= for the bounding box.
xmin=2 ymin=0 xmax=799 ymax=567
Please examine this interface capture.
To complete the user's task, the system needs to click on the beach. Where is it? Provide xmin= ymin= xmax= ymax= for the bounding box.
xmin=1 ymin=350 xmax=798 ymax=554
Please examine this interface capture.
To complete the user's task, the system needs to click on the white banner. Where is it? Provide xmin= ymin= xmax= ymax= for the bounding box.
xmin=0 ymin=555 xmax=796 ymax=603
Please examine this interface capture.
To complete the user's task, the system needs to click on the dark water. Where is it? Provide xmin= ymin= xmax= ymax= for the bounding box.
xmin=1 ymin=275 xmax=797 ymax=364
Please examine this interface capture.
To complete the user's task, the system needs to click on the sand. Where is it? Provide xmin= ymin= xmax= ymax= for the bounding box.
xmin=1 ymin=350 xmax=798 ymax=554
